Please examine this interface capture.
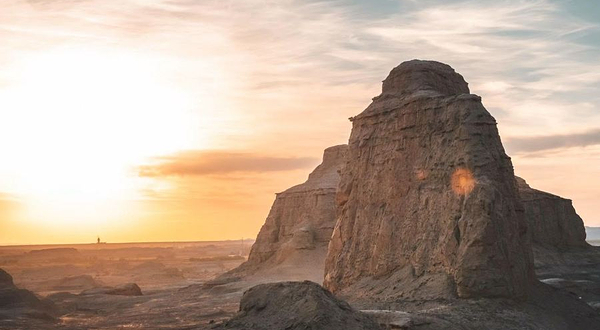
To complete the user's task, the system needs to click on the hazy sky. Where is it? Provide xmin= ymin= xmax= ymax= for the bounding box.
xmin=0 ymin=0 xmax=599 ymax=244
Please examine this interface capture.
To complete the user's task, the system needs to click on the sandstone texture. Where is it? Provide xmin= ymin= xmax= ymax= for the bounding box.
xmin=221 ymin=145 xmax=347 ymax=282
xmin=324 ymin=60 xmax=535 ymax=301
xmin=215 ymin=281 xmax=381 ymax=330
xmin=516 ymin=178 xmax=600 ymax=312
xmin=516 ymin=177 xmax=588 ymax=249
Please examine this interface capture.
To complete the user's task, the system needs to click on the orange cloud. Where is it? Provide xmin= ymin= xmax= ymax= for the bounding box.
xmin=505 ymin=129 xmax=600 ymax=154
xmin=138 ymin=151 xmax=318 ymax=177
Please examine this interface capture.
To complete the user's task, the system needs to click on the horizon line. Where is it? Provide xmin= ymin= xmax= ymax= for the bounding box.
xmin=0 ymin=238 xmax=256 ymax=248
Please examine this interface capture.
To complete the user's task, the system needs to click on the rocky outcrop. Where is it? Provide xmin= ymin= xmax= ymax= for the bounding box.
xmin=516 ymin=177 xmax=589 ymax=249
xmin=515 ymin=177 xmax=600 ymax=312
xmin=49 ymin=275 xmax=101 ymax=292
xmin=0 ymin=268 xmax=57 ymax=322
xmin=81 ymin=283 xmax=142 ymax=296
xmin=0 ymin=268 xmax=12 ymax=288
xmin=324 ymin=60 xmax=535 ymax=301
xmin=221 ymin=145 xmax=347 ymax=282
xmin=216 ymin=281 xmax=381 ymax=330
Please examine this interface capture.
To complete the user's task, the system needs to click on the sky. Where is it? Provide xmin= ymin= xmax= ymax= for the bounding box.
xmin=0 ymin=0 xmax=599 ymax=244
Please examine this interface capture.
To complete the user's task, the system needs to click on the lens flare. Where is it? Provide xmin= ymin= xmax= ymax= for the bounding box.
xmin=451 ymin=168 xmax=476 ymax=195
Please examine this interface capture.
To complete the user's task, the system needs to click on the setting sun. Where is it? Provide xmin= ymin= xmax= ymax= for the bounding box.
xmin=0 ymin=47 xmax=198 ymax=228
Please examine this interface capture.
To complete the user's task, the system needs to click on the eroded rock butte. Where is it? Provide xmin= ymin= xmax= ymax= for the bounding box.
xmin=220 ymin=145 xmax=347 ymax=283
xmin=324 ymin=59 xmax=535 ymax=300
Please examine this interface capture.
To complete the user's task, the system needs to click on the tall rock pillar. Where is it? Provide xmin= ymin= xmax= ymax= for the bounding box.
xmin=324 ymin=60 xmax=535 ymax=300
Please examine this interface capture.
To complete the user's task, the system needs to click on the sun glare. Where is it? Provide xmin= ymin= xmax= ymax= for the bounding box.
xmin=0 ymin=47 xmax=197 ymax=227
xmin=451 ymin=168 xmax=476 ymax=196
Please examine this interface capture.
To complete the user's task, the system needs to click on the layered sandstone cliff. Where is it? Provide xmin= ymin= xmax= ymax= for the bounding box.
xmin=516 ymin=177 xmax=588 ymax=249
xmin=223 ymin=145 xmax=347 ymax=282
xmin=324 ymin=60 xmax=535 ymax=301
xmin=515 ymin=177 xmax=600 ymax=312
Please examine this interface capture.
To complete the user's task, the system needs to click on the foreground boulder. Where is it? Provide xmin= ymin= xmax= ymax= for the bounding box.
xmin=324 ymin=60 xmax=534 ymax=301
xmin=216 ymin=281 xmax=380 ymax=330
xmin=218 ymin=145 xmax=347 ymax=283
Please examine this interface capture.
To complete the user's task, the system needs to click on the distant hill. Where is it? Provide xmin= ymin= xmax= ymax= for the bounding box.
xmin=586 ymin=227 xmax=600 ymax=245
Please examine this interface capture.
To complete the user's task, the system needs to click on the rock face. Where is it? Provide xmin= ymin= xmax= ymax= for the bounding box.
xmin=515 ymin=177 xmax=600 ymax=313
xmin=324 ymin=60 xmax=535 ymax=301
xmin=216 ymin=281 xmax=381 ymax=330
xmin=516 ymin=177 xmax=589 ymax=249
xmin=0 ymin=268 xmax=57 ymax=321
xmin=224 ymin=145 xmax=347 ymax=281
xmin=0 ymin=268 xmax=12 ymax=288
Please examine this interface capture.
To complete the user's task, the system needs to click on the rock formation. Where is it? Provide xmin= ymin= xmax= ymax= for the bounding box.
xmin=0 ymin=268 xmax=45 ymax=309
xmin=0 ymin=268 xmax=57 ymax=322
xmin=49 ymin=275 xmax=101 ymax=292
xmin=324 ymin=60 xmax=535 ymax=301
xmin=0 ymin=268 xmax=12 ymax=288
xmin=216 ymin=281 xmax=381 ymax=330
xmin=221 ymin=145 xmax=347 ymax=282
xmin=81 ymin=283 xmax=143 ymax=296
xmin=516 ymin=177 xmax=589 ymax=249
xmin=515 ymin=177 xmax=600 ymax=312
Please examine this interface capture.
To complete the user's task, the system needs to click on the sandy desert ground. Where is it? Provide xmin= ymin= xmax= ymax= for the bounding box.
xmin=0 ymin=240 xmax=253 ymax=329
xmin=0 ymin=236 xmax=598 ymax=330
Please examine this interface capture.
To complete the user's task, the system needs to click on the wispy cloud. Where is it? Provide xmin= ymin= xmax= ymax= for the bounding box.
xmin=138 ymin=150 xmax=317 ymax=177
xmin=505 ymin=128 xmax=600 ymax=153
xmin=2 ymin=0 xmax=600 ymax=240
xmin=2 ymin=0 xmax=598 ymax=140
